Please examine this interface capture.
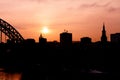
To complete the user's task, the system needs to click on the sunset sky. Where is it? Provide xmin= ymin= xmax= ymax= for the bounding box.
xmin=0 ymin=0 xmax=120 ymax=42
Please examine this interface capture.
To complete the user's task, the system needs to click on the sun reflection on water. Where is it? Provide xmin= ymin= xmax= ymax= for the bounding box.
xmin=0 ymin=68 xmax=21 ymax=80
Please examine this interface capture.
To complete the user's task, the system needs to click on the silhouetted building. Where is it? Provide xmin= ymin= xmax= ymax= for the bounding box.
xmin=101 ymin=23 xmax=107 ymax=43
xmin=25 ymin=38 xmax=35 ymax=43
xmin=60 ymin=30 xmax=72 ymax=47
xmin=81 ymin=37 xmax=92 ymax=44
xmin=111 ymin=33 xmax=120 ymax=43
xmin=24 ymin=38 xmax=35 ymax=47
xmin=39 ymin=34 xmax=47 ymax=45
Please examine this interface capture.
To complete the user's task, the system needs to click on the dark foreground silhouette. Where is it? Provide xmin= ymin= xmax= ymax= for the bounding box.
xmin=0 ymin=41 xmax=120 ymax=80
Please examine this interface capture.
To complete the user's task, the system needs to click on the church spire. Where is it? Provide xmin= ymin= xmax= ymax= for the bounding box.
xmin=101 ymin=23 xmax=107 ymax=43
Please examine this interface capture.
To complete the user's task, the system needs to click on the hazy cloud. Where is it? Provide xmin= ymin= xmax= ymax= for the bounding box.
xmin=78 ymin=1 xmax=120 ymax=13
xmin=108 ymin=7 xmax=120 ymax=12
xmin=81 ymin=2 xmax=111 ymax=8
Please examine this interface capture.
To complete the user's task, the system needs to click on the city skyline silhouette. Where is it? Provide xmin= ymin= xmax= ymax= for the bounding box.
xmin=0 ymin=18 xmax=120 ymax=80
xmin=1 ymin=0 xmax=120 ymax=42
xmin=0 ymin=0 xmax=120 ymax=80
xmin=0 ymin=18 xmax=119 ymax=43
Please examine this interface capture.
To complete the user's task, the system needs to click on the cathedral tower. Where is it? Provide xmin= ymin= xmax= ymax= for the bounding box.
xmin=101 ymin=23 xmax=107 ymax=43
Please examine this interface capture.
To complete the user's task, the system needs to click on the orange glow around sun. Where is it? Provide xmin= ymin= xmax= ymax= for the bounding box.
xmin=41 ymin=26 xmax=50 ymax=34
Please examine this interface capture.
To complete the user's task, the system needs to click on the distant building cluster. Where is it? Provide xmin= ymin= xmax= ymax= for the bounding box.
xmin=1 ymin=18 xmax=120 ymax=45
xmin=37 ymin=23 xmax=120 ymax=46
xmin=12 ymin=23 xmax=120 ymax=46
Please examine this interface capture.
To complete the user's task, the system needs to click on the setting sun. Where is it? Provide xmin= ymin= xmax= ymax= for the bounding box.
xmin=41 ymin=26 xmax=49 ymax=34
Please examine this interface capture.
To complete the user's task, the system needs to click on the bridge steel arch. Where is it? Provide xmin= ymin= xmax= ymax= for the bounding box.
xmin=0 ymin=18 xmax=24 ymax=43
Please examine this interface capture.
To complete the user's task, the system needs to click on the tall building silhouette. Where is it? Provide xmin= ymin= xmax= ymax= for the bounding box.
xmin=110 ymin=33 xmax=120 ymax=43
xmin=39 ymin=34 xmax=47 ymax=45
xmin=101 ymin=23 xmax=107 ymax=43
xmin=60 ymin=30 xmax=72 ymax=47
